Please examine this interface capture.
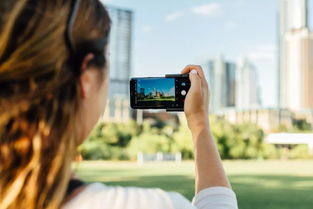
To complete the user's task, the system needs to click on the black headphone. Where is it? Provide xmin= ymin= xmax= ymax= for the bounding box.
xmin=66 ymin=0 xmax=109 ymax=75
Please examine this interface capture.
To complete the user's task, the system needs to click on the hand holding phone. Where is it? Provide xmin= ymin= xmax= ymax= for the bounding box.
xmin=130 ymin=74 xmax=191 ymax=111
xmin=181 ymin=65 xmax=209 ymax=119
xmin=181 ymin=65 xmax=210 ymax=133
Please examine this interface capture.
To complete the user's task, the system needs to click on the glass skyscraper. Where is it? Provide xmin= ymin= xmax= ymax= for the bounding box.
xmin=107 ymin=7 xmax=133 ymax=99
xmin=100 ymin=6 xmax=133 ymax=121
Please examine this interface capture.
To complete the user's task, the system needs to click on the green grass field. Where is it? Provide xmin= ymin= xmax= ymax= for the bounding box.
xmin=74 ymin=160 xmax=313 ymax=209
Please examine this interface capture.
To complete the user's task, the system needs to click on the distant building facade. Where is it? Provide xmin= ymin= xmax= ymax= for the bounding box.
xmin=107 ymin=7 xmax=133 ymax=99
xmin=102 ymin=6 xmax=133 ymax=122
xmin=207 ymin=55 xmax=236 ymax=112
xmin=101 ymin=98 xmax=130 ymax=123
xmin=283 ymin=29 xmax=313 ymax=110
xmin=214 ymin=108 xmax=313 ymax=133
xmin=206 ymin=55 xmax=261 ymax=113
xmin=236 ymin=58 xmax=261 ymax=110
xmin=278 ymin=0 xmax=313 ymax=111
xmin=215 ymin=108 xmax=293 ymax=132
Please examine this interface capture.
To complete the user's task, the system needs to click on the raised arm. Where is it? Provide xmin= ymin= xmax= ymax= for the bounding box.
xmin=181 ymin=65 xmax=231 ymax=193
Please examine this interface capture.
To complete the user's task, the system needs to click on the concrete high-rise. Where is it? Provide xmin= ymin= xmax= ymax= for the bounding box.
xmin=236 ymin=58 xmax=261 ymax=110
xmin=207 ymin=55 xmax=236 ymax=112
xmin=278 ymin=0 xmax=313 ymax=111
xmin=206 ymin=56 xmax=261 ymax=113
xmin=283 ymin=29 xmax=313 ymax=110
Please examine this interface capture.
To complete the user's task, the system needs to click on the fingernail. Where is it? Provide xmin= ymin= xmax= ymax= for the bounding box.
xmin=190 ymin=70 xmax=198 ymax=75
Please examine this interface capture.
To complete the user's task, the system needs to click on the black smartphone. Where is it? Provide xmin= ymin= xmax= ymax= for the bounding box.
xmin=130 ymin=74 xmax=191 ymax=111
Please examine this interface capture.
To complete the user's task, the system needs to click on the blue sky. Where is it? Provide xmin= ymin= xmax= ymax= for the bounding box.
xmin=137 ymin=78 xmax=175 ymax=96
xmin=102 ymin=0 xmax=313 ymax=107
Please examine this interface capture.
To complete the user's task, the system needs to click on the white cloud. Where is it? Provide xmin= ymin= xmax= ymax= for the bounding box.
xmin=165 ymin=11 xmax=183 ymax=22
xmin=191 ymin=3 xmax=222 ymax=17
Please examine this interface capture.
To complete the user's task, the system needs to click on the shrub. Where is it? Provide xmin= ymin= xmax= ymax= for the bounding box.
xmin=289 ymin=145 xmax=310 ymax=159
xmin=260 ymin=144 xmax=281 ymax=159
xmin=127 ymin=133 xmax=172 ymax=158
xmin=78 ymin=116 xmax=313 ymax=161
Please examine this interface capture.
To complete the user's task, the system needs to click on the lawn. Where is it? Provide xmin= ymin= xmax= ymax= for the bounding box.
xmin=74 ymin=160 xmax=313 ymax=209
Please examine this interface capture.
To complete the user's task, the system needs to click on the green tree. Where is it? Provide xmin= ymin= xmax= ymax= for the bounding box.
xmin=79 ymin=121 xmax=140 ymax=160
xmin=172 ymin=126 xmax=194 ymax=159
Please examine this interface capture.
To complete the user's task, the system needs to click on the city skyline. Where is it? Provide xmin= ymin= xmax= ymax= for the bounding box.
xmin=102 ymin=0 xmax=313 ymax=108
xmin=206 ymin=55 xmax=261 ymax=112
xmin=137 ymin=78 xmax=175 ymax=96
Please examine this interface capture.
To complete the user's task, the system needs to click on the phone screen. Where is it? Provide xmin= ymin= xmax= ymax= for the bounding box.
xmin=130 ymin=76 xmax=190 ymax=111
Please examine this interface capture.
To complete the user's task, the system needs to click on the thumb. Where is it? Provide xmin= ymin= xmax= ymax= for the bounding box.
xmin=189 ymin=70 xmax=201 ymax=91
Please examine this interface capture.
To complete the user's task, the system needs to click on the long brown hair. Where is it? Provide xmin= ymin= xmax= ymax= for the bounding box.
xmin=0 ymin=0 xmax=111 ymax=208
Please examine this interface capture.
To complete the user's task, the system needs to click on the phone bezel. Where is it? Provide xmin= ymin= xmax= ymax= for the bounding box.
xmin=130 ymin=74 xmax=190 ymax=111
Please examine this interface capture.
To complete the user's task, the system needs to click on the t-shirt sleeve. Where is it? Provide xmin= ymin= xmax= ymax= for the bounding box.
xmin=191 ymin=187 xmax=238 ymax=209
xmin=166 ymin=192 xmax=197 ymax=209
xmin=62 ymin=183 xmax=237 ymax=209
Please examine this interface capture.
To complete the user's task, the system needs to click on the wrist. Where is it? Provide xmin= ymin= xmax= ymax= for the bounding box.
xmin=187 ymin=113 xmax=210 ymax=133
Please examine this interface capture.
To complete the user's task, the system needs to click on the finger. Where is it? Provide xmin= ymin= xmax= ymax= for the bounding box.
xmin=182 ymin=65 xmax=208 ymax=92
xmin=188 ymin=70 xmax=201 ymax=91
xmin=181 ymin=65 xmax=206 ymax=79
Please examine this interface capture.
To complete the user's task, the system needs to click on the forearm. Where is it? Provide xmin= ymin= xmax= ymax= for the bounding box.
xmin=189 ymin=118 xmax=231 ymax=193
xmin=181 ymin=65 xmax=231 ymax=194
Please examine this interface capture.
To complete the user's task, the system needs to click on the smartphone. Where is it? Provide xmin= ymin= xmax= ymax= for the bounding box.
xmin=130 ymin=74 xmax=190 ymax=111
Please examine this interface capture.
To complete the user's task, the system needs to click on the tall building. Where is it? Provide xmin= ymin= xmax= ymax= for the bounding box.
xmin=101 ymin=6 xmax=133 ymax=121
xmin=284 ymin=29 xmax=313 ymax=110
xmin=140 ymin=88 xmax=145 ymax=95
xmin=278 ymin=0 xmax=313 ymax=111
xmin=206 ymin=55 xmax=261 ymax=113
xmin=236 ymin=58 xmax=261 ymax=110
xmin=207 ymin=55 xmax=236 ymax=112
xmin=107 ymin=7 xmax=133 ymax=99
xmin=280 ymin=0 xmax=308 ymax=30
xmin=225 ymin=62 xmax=236 ymax=107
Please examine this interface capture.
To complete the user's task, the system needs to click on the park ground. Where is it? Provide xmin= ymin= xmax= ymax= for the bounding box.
xmin=74 ymin=160 xmax=313 ymax=209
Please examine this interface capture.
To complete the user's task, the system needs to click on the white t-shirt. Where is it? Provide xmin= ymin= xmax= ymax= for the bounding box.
xmin=62 ymin=183 xmax=238 ymax=209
